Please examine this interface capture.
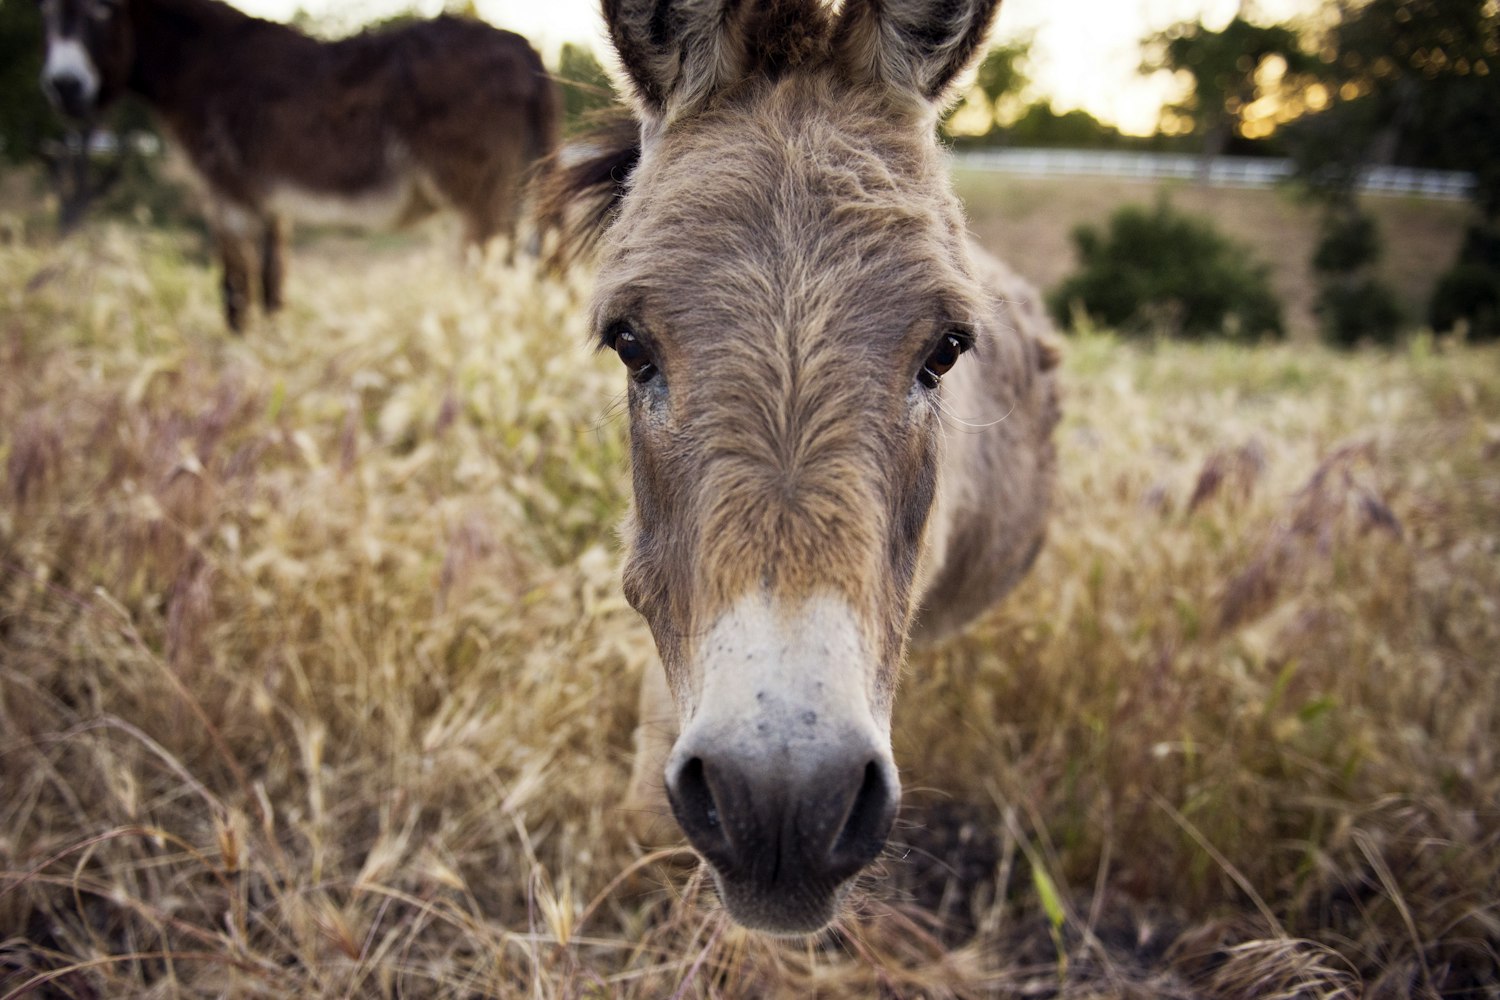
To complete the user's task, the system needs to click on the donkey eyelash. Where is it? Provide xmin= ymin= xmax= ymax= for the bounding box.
xmin=919 ymin=322 xmax=978 ymax=357
xmin=597 ymin=316 xmax=654 ymax=350
xmin=944 ymin=326 xmax=978 ymax=354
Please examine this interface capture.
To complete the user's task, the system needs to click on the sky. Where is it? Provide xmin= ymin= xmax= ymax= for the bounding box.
xmin=231 ymin=0 xmax=1323 ymax=135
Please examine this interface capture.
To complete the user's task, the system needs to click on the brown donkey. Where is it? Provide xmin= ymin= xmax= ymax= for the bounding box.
xmin=544 ymin=0 xmax=1062 ymax=934
xmin=39 ymin=0 xmax=559 ymax=331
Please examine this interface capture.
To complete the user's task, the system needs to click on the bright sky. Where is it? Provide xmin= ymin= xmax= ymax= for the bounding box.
xmin=232 ymin=0 xmax=1322 ymax=135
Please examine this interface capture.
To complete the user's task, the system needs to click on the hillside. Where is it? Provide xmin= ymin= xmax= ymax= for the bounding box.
xmin=955 ymin=170 xmax=1474 ymax=338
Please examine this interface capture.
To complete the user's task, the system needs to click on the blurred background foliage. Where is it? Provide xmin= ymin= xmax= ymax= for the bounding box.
xmin=1049 ymin=198 xmax=1285 ymax=341
xmin=0 ymin=0 xmax=60 ymax=167
xmin=555 ymin=42 xmax=617 ymax=134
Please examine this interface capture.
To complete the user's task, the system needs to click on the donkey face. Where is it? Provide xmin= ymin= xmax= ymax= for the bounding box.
xmin=594 ymin=0 xmax=1005 ymax=933
xmin=38 ymin=0 xmax=132 ymax=119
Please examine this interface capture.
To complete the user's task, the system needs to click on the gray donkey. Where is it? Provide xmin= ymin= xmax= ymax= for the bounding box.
xmin=543 ymin=0 xmax=1061 ymax=934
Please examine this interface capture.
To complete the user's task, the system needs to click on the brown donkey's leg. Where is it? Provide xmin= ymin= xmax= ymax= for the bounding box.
xmin=210 ymin=200 xmax=260 ymax=333
xmin=217 ymin=232 xmax=255 ymax=334
xmin=460 ymin=197 xmax=510 ymax=263
xmin=455 ymin=158 xmax=521 ymax=264
xmin=260 ymin=214 xmax=287 ymax=314
xmin=494 ymin=169 xmax=524 ymax=266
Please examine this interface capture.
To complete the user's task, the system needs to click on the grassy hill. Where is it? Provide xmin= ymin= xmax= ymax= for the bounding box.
xmin=1 ymin=219 xmax=1496 ymax=997
xmin=954 ymin=171 xmax=1474 ymax=338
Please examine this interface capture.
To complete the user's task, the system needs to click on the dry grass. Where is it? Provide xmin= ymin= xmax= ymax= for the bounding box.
xmin=1 ymin=218 xmax=1497 ymax=998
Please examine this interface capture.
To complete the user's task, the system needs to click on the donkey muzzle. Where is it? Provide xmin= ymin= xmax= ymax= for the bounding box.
xmin=666 ymin=732 xmax=898 ymax=933
xmin=663 ymin=593 xmax=899 ymax=933
xmin=41 ymin=37 xmax=101 ymax=119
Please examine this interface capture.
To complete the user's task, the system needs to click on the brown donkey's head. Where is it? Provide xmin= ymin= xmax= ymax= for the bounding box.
xmin=38 ymin=0 xmax=134 ymax=120
xmin=583 ymin=0 xmax=1006 ymax=933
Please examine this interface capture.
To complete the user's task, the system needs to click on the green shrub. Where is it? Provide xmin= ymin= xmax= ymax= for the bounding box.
xmin=1316 ymin=277 xmax=1404 ymax=347
xmin=1309 ymin=205 xmax=1405 ymax=347
xmin=1430 ymin=264 xmax=1500 ymax=341
xmin=1049 ymin=198 xmax=1284 ymax=340
xmin=1429 ymin=224 xmax=1500 ymax=342
xmin=1311 ymin=210 xmax=1381 ymax=273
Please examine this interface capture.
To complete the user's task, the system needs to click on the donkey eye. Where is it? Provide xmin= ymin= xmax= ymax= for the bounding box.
xmin=918 ymin=332 xmax=968 ymax=389
xmin=611 ymin=326 xmax=658 ymax=382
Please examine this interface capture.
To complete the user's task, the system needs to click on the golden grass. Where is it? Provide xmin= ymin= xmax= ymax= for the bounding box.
xmin=1 ymin=221 xmax=1497 ymax=998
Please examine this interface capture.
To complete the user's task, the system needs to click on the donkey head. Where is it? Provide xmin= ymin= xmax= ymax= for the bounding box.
xmin=38 ymin=0 xmax=132 ymax=120
xmin=592 ymin=0 xmax=1004 ymax=933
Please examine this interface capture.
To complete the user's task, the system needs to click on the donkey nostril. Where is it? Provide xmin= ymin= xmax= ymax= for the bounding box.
xmin=670 ymin=756 xmax=729 ymax=848
xmin=830 ymin=761 xmax=895 ymax=871
xmin=47 ymin=75 xmax=88 ymax=113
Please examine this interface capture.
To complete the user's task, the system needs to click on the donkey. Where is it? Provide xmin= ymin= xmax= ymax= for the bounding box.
xmin=38 ymin=0 xmax=559 ymax=331
xmin=543 ymin=0 xmax=1061 ymax=935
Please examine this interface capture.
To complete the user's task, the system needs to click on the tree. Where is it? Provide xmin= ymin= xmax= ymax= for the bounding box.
xmin=1005 ymin=105 xmax=1127 ymax=149
xmin=1311 ymin=206 xmax=1404 ymax=345
xmin=942 ymin=38 xmax=1031 ymax=141
xmin=0 ymin=0 xmax=63 ymax=166
xmin=1291 ymin=0 xmax=1499 ymax=203
xmin=1287 ymin=0 xmax=1500 ymax=338
xmin=1429 ymin=224 xmax=1500 ymax=341
xmin=1142 ymin=14 xmax=1318 ymax=176
xmin=557 ymin=43 xmax=615 ymax=134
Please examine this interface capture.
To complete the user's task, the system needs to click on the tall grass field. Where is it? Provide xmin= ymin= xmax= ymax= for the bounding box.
xmin=1 ymin=216 xmax=1497 ymax=998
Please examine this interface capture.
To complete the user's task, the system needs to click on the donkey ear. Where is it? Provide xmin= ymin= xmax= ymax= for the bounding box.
xmin=601 ymin=0 xmax=751 ymax=125
xmin=832 ymin=0 xmax=1003 ymax=107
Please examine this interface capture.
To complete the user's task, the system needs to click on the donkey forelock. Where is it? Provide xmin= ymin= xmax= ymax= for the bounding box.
xmin=604 ymin=0 xmax=833 ymax=128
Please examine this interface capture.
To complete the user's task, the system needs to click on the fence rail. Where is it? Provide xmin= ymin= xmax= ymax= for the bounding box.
xmin=954 ymin=148 xmax=1477 ymax=201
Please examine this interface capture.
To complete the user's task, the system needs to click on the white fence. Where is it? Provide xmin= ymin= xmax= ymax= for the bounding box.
xmin=954 ymin=148 xmax=1477 ymax=201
